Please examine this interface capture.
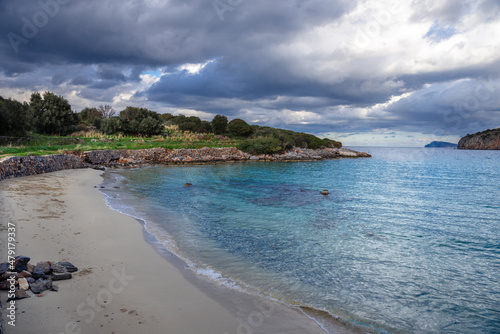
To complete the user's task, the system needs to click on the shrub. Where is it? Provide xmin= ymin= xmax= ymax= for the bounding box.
xmin=100 ymin=117 xmax=120 ymax=135
xmin=200 ymin=120 xmax=212 ymax=133
xmin=79 ymin=107 xmax=102 ymax=126
xmin=119 ymin=107 xmax=163 ymax=136
xmin=0 ymin=97 xmax=33 ymax=136
xmin=170 ymin=115 xmax=210 ymax=133
xmin=30 ymin=91 xmax=78 ymax=135
xmin=159 ymin=113 xmax=174 ymax=123
xmin=211 ymin=115 xmax=228 ymax=135
xmin=238 ymin=137 xmax=284 ymax=155
xmin=76 ymin=123 xmax=89 ymax=132
xmin=228 ymin=118 xmax=253 ymax=137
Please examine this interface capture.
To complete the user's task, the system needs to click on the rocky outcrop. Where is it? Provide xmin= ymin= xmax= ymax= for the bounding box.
xmin=0 ymin=146 xmax=371 ymax=181
xmin=248 ymin=147 xmax=371 ymax=161
xmin=458 ymin=128 xmax=500 ymax=150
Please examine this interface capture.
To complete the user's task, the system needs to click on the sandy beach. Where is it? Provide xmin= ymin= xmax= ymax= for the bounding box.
xmin=0 ymin=168 xmax=333 ymax=334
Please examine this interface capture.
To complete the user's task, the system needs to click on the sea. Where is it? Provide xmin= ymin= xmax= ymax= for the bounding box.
xmin=100 ymin=147 xmax=500 ymax=333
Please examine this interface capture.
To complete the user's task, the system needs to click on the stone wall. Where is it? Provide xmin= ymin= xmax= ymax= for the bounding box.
xmin=0 ymin=154 xmax=89 ymax=181
xmin=0 ymin=147 xmax=371 ymax=181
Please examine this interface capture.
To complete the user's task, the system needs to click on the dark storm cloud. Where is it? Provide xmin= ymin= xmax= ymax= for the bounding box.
xmin=0 ymin=0 xmax=499 ymax=141
xmin=0 ymin=0 xmax=354 ymax=71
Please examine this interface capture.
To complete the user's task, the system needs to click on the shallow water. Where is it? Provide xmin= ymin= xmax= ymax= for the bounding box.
xmin=101 ymin=147 xmax=500 ymax=333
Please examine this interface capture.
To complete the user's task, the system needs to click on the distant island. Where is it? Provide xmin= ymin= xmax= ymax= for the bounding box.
xmin=425 ymin=141 xmax=458 ymax=148
xmin=458 ymin=128 xmax=500 ymax=150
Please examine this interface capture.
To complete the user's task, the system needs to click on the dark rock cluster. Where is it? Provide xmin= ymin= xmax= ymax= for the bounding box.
xmin=0 ymin=256 xmax=78 ymax=301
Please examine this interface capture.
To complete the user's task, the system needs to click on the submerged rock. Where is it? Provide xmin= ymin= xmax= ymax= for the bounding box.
xmin=320 ymin=190 xmax=329 ymax=196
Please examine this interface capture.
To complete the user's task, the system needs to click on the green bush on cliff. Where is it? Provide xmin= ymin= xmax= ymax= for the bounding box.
xmin=238 ymin=137 xmax=284 ymax=155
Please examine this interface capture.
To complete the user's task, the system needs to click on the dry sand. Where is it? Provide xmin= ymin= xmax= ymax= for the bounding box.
xmin=0 ymin=168 xmax=331 ymax=334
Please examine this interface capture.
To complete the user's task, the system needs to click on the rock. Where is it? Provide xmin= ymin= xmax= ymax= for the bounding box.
xmin=57 ymin=262 xmax=78 ymax=273
xmin=0 ymin=263 xmax=10 ymax=275
xmin=18 ymin=270 xmax=32 ymax=278
xmin=18 ymin=278 xmax=29 ymax=291
xmin=52 ymin=273 xmax=72 ymax=281
xmin=0 ymin=273 xmax=10 ymax=282
xmin=30 ymin=278 xmax=52 ymax=294
xmin=7 ymin=289 xmax=29 ymax=302
xmin=14 ymin=256 xmax=31 ymax=273
xmin=184 ymin=183 xmax=193 ymax=187
xmin=50 ymin=263 xmax=68 ymax=274
xmin=0 ymin=281 xmax=11 ymax=290
xmin=50 ymin=285 xmax=59 ymax=292
xmin=27 ymin=263 xmax=35 ymax=273
xmin=320 ymin=190 xmax=329 ymax=196
xmin=26 ymin=277 xmax=36 ymax=284
xmin=33 ymin=261 xmax=51 ymax=278
xmin=249 ymin=156 xmax=260 ymax=161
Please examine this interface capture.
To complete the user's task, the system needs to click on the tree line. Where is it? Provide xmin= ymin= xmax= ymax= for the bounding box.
xmin=0 ymin=91 xmax=341 ymax=153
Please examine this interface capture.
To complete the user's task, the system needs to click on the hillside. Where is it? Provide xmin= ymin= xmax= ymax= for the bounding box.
xmin=458 ymin=128 xmax=500 ymax=150
xmin=425 ymin=141 xmax=457 ymax=148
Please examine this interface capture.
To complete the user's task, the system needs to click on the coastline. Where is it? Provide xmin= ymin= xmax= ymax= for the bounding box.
xmin=0 ymin=168 xmax=345 ymax=333
xmin=0 ymin=146 xmax=371 ymax=181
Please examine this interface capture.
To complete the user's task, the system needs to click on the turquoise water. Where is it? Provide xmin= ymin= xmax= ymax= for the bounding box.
xmin=102 ymin=147 xmax=500 ymax=333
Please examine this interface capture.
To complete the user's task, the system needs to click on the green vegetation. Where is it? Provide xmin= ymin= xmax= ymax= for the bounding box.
xmin=30 ymin=92 xmax=78 ymax=136
xmin=211 ymin=114 xmax=228 ymax=135
xmin=237 ymin=127 xmax=341 ymax=155
xmin=465 ymin=128 xmax=500 ymax=138
xmin=0 ymin=97 xmax=33 ymax=136
xmin=228 ymin=118 xmax=253 ymax=137
xmin=0 ymin=91 xmax=341 ymax=157
xmin=118 ymin=107 xmax=163 ymax=136
xmin=0 ymin=130 xmax=240 ymax=157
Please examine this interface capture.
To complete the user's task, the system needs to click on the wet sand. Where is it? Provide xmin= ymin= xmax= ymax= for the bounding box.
xmin=0 ymin=169 xmax=331 ymax=334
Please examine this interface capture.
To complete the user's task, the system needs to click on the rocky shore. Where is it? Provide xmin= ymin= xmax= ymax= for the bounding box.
xmin=0 ymin=147 xmax=370 ymax=181
xmin=458 ymin=128 xmax=500 ymax=150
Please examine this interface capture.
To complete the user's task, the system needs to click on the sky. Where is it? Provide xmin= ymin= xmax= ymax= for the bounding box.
xmin=1 ymin=0 xmax=500 ymax=146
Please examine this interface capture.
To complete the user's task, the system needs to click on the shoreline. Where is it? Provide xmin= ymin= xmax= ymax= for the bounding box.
xmin=0 ymin=168 xmax=352 ymax=333
xmin=0 ymin=146 xmax=371 ymax=182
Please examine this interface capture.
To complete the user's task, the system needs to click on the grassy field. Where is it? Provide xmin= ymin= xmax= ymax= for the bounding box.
xmin=0 ymin=126 xmax=242 ymax=157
